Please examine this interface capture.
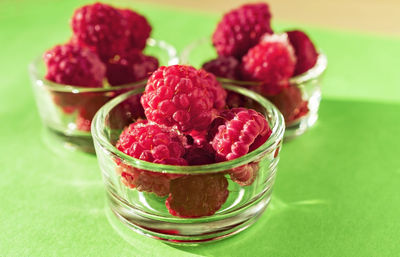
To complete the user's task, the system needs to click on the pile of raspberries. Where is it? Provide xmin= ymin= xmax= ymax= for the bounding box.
xmin=203 ymin=3 xmax=319 ymax=124
xmin=43 ymin=3 xmax=158 ymax=131
xmin=116 ymin=65 xmax=272 ymax=218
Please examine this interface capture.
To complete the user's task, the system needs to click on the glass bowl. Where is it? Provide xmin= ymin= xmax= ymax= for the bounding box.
xmin=91 ymin=84 xmax=285 ymax=244
xmin=180 ymin=37 xmax=327 ymax=139
xmin=29 ymin=39 xmax=178 ymax=153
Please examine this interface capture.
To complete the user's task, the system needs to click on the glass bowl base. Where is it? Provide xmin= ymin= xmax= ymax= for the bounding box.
xmin=284 ymin=112 xmax=318 ymax=140
xmin=46 ymin=127 xmax=94 ymax=153
xmin=106 ymin=188 xmax=272 ymax=245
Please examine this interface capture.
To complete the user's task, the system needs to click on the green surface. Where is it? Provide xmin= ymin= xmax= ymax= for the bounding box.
xmin=1 ymin=0 xmax=400 ymax=256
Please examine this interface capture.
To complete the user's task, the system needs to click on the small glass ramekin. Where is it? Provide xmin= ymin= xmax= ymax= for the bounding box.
xmin=29 ymin=39 xmax=178 ymax=153
xmin=91 ymin=84 xmax=285 ymax=244
xmin=180 ymin=37 xmax=327 ymax=139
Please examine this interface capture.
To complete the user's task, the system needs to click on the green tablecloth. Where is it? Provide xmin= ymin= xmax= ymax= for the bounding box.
xmin=1 ymin=1 xmax=399 ymax=256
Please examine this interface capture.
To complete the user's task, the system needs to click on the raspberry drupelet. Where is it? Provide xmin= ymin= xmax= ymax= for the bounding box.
xmin=211 ymin=107 xmax=272 ymax=161
xmin=140 ymin=65 xmax=226 ymax=132
xmin=286 ymin=30 xmax=319 ymax=76
xmin=115 ymin=120 xmax=187 ymax=196
xmin=166 ymin=174 xmax=229 ymax=218
xmin=241 ymin=34 xmax=296 ymax=95
xmin=106 ymin=49 xmax=159 ymax=86
xmin=212 ymin=3 xmax=272 ymax=58
xmin=71 ymin=3 xmax=125 ymax=61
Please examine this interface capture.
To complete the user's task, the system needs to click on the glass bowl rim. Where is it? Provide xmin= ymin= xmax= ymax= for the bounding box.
xmin=91 ymin=84 xmax=285 ymax=174
xmin=180 ymin=37 xmax=328 ymax=86
xmin=28 ymin=38 xmax=178 ymax=93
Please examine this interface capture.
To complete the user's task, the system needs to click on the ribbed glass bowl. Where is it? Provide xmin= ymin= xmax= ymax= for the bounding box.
xmin=180 ymin=37 xmax=327 ymax=139
xmin=29 ymin=39 xmax=178 ymax=153
xmin=91 ymin=84 xmax=285 ymax=244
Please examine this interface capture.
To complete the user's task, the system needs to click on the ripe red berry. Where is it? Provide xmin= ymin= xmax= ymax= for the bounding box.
xmin=211 ymin=108 xmax=271 ymax=161
xmin=286 ymin=30 xmax=318 ymax=76
xmin=212 ymin=3 xmax=272 ymax=58
xmin=166 ymin=174 xmax=229 ymax=218
xmin=241 ymin=34 xmax=296 ymax=95
xmin=264 ymin=85 xmax=309 ymax=124
xmin=141 ymin=65 xmax=226 ymax=132
xmin=119 ymin=9 xmax=152 ymax=51
xmin=43 ymin=43 xmax=105 ymax=87
xmin=106 ymin=49 xmax=159 ymax=86
xmin=71 ymin=3 xmax=125 ymax=61
xmin=202 ymin=56 xmax=240 ymax=80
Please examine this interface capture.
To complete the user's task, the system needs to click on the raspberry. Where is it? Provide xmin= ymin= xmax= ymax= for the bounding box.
xmin=117 ymin=163 xmax=181 ymax=197
xmin=202 ymin=56 xmax=240 ymax=80
xmin=71 ymin=3 xmax=125 ymax=61
xmin=115 ymin=120 xmax=187 ymax=196
xmin=241 ymin=34 xmax=296 ymax=95
xmin=229 ymin=162 xmax=259 ymax=186
xmin=166 ymin=174 xmax=229 ymax=218
xmin=286 ymin=30 xmax=318 ymax=76
xmin=119 ymin=9 xmax=152 ymax=51
xmin=264 ymin=85 xmax=309 ymax=124
xmin=197 ymin=69 xmax=227 ymax=110
xmin=211 ymin=108 xmax=271 ymax=161
xmin=140 ymin=65 xmax=225 ymax=132
xmin=116 ymin=120 xmax=187 ymax=163
xmin=183 ymin=144 xmax=216 ymax=165
xmin=212 ymin=3 xmax=272 ymax=58
xmin=106 ymin=49 xmax=159 ymax=86
xmin=43 ymin=43 xmax=105 ymax=87
xmin=74 ymin=93 xmax=112 ymax=131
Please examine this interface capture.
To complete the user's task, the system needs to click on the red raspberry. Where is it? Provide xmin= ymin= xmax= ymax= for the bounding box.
xmin=140 ymin=65 xmax=226 ymax=132
xmin=166 ymin=174 xmax=229 ymax=218
xmin=119 ymin=9 xmax=152 ymax=51
xmin=202 ymin=56 xmax=240 ymax=80
xmin=43 ymin=43 xmax=105 ymax=87
xmin=229 ymin=162 xmax=259 ymax=186
xmin=197 ymin=68 xmax=227 ymax=110
xmin=241 ymin=34 xmax=296 ymax=95
xmin=71 ymin=3 xmax=125 ymax=61
xmin=183 ymin=143 xmax=216 ymax=165
xmin=286 ymin=30 xmax=318 ymax=76
xmin=117 ymin=163 xmax=182 ymax=197
xmin=106 ymin=49 xmax=159 ymax=86
xmin=115 ymin=120 xmax=187 ymax=196
xmin=264 ymin=85 xmax=309 ymax=124
xmin=211 ymin=108 xmax=272 ymax=161
xmin=212 ymin=3 xmax=272 ymax=58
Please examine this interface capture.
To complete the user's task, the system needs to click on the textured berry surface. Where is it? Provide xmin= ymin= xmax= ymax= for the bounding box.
xmin=166 ymin=174 xmax=229 ymax=218
xmin=120 ymin=9 xmax=151 ymax=51
xmin=106 ymin=49 xmax=159 ymax=86
xmin=211 ymin=108 xmax=272 ymax=161
xmin=265 ymin=85 xmax=309 ymax=123
xmin=117 ymin=163 xmax=181 ymax=197
xmin=71 ymin=3 xmax=125 ymax=60
xmin=202 ymin=56 xmax=240 ymax=80
xmin=287 ymin=30 xmax=318 ymax=76
xmin=183 ymin=144 xmax=216 ymax=165
xmin=116 ymin=120 xmax=187 ymax=164
xmin=141 ymin=65 xmax=226 ymax=132
xmin=197 ymin=68 xmax=227 ymax=110
xmin=241 ymin=34 xmax=296 ymax=95
xmin=212 ymin=3 xmax=272 ymax=58
xmin=43 ymin=43 xmax=105 ymax=87
xmin=115 ymin=121 xmax=187 ymax=196
xmin=229 ymin=163 xmax=259 ymax=186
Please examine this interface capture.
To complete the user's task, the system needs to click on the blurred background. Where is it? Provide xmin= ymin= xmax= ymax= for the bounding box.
xmin=143 ymin=0 xmax=400 ymax=36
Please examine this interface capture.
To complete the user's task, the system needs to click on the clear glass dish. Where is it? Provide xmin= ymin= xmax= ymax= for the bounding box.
xmin=180 ymin=37 xmax=327 ymax=139
xmin=91 ymin=84 xmax=285 ymax=244
xmin=29 ymin=39 xmax=178 ymax=153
